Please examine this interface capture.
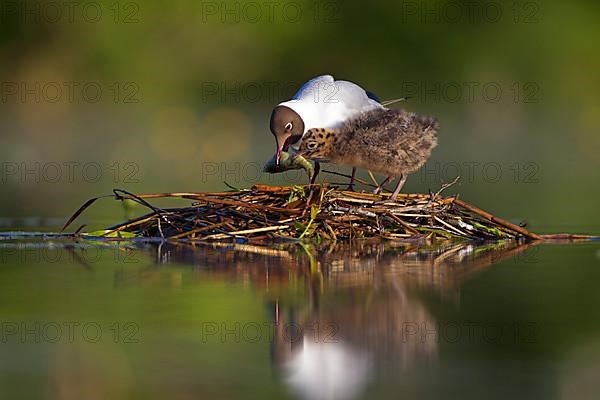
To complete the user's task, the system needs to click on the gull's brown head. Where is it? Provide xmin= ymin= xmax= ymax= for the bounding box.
xmin=269 ymin=105 xmax=304 ymax=165
xmin=297 ymin=128 xmax=335 ymax=161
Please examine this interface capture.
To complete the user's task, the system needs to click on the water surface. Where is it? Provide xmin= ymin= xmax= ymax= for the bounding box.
xmin=1 ymin=232 xmax=599 ymax=399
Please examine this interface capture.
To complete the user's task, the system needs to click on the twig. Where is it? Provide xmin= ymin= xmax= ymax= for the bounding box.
xmin=431 ymin=176 xmax=461 ymax=200
xmin=203 ymin=225 xmax=291 ymax=240
xmin=453 ymin=199 xmax=542 ymax=240
xmin=321 ymin=169 xmax=378 ymax=189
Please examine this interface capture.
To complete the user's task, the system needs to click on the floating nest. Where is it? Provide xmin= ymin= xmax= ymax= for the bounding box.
xmin=63 ymin=183 xmax=549 ymax=243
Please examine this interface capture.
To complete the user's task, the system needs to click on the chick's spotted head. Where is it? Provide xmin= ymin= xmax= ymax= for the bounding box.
xmin=297 ymin=128 xmax=335 ymax=161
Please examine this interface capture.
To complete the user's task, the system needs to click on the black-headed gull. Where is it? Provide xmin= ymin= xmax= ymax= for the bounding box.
xmin=269 ymin=75 xmax=385 ymax=185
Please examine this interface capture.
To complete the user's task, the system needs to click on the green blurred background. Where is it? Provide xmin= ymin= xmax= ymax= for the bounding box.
xmin=1 ymin=0 xmax=598 ymax=233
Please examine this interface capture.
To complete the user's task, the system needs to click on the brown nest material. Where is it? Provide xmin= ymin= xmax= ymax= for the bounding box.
xmin=62 ymin=183 xmax=546 ymax=243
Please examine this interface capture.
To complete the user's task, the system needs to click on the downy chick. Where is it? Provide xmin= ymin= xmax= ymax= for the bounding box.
xmin=297 ymin=108 xmax=438 ymax=200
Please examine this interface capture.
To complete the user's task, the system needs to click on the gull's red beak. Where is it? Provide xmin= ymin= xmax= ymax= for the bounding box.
xmin=275 ymin=135 xmax=286 ymax=166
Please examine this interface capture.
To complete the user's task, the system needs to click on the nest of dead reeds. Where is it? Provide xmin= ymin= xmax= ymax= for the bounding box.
xmin=62 ymin=183 xmax=544 ymax=242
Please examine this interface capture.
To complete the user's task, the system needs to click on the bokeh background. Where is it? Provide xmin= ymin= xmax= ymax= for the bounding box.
xmin=1 ymin=0 xmax=598 ymax=233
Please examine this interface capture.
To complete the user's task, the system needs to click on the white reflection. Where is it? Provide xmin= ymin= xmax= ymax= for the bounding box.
xmin=284 ymin=337 xmax=370 ymax=400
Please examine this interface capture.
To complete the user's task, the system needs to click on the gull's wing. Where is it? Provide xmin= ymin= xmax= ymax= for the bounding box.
xmin=292 ymin=75 xmax=335 ymax=100
xmin=293 ymin=75 xmax=382 ymax=112
xmin=333 ymin=79 xmax=384 ymax=114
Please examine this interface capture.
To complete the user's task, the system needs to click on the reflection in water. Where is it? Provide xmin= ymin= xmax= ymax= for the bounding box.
xmin=273 ymin=265 xmax=438 ymax=400
xmin=284 ymin=338 xmax=370 ymax=400
xmin=133 ymin=239 xmax=535 ymax=400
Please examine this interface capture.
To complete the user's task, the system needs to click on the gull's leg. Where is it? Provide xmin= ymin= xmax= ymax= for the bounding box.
xmin=373 ymin=176 xmax=392 ymax=195
xmin=310 ymin=161 xmax=321 ymax=185
xmin=346 ymin=167 xmax=357 ymax=191
xmin=390 ymin=174 xmax=407 ymax=201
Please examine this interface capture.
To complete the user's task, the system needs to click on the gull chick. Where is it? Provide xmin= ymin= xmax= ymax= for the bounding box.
xmin=297 ymin=108 xmax=438 ymax=200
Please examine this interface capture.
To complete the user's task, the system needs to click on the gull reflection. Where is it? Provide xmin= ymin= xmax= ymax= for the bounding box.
xmin=271 ymin=276 xmax=438 ymax=400
xmin=268 ymin=243 xmax=444 ymax=400
xmin=284 ymin=337 xmax=370 ymax=400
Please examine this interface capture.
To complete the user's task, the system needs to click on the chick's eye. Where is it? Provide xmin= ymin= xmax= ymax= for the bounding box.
xmin=307 ymin=141 xmax=318 ymax=150
xmin=284 ymin=122 xmax=293 ymax=131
